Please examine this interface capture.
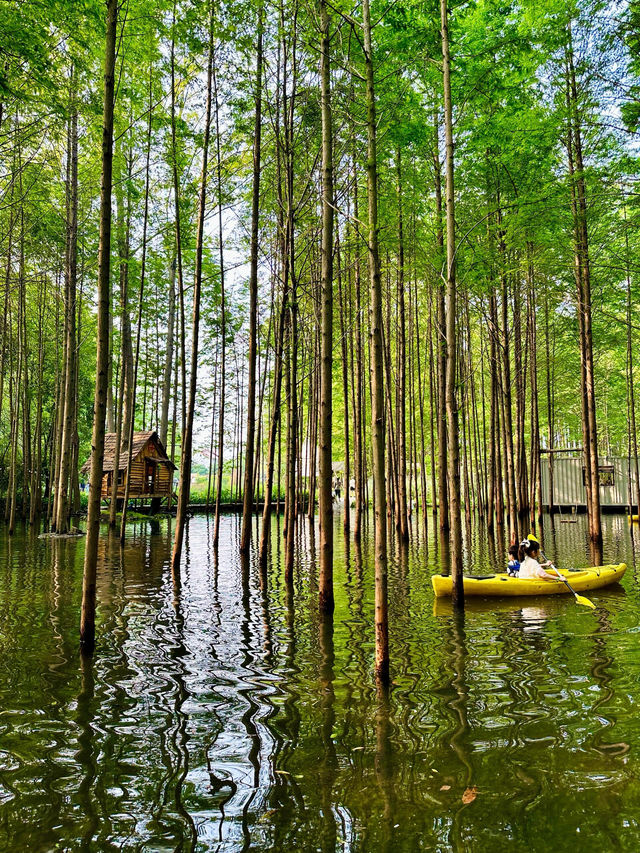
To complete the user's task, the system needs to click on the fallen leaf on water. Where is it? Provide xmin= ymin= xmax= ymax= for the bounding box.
xmin=440 ymin=784 xmax=451 ymax=791
xmin=462 ymin=786 xmax=477 ymax=804
xmin=259 ymin=809 xmax=278 ymax=823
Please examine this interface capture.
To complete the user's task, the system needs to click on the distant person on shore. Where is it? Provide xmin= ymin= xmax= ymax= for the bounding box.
xmin=518 ymin=535 xmax=559 ymax=581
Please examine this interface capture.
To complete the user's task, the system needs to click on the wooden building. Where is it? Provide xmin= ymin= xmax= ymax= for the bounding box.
xmin=81 ymin=431 xmax=176 ymax=510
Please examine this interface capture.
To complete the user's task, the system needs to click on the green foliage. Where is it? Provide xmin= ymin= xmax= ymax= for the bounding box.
xmin=2 ymin=0 xmax=639 ymax=518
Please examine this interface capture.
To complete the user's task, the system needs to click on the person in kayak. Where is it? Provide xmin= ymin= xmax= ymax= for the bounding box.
xmin=517 ymin=535 xmax=559 ymax=581
xmin=507 ymin=545 xmax=520 ymax=576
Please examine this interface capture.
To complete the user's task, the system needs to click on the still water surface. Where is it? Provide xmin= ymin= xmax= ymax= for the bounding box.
xmin=0 ymin=513 xmax=639 ymax=851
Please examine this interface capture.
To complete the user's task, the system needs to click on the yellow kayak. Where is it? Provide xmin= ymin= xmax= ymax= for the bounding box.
xmin=432 ymin=563 xmax=626 ymax=598
xmin=629 ymin=515 xmax=639 ymax=523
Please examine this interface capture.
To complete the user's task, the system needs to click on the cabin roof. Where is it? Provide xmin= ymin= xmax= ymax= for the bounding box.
xmin=80 ymin=430 xmax=176 ymax=475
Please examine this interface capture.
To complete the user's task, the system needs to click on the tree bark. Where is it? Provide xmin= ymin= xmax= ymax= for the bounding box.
xmin=171 ymin=2 xmax=214 ymax=575
xmin=159 ymin=257 xmax=176 ymax=448
xmin=337 ymin=235 xmax=351 ymax=535
xmin=433 ymin=105 xmax=449 ymax=532
xmin=55 ymin=83 xmax=78 ymax=534
xmin=352 ymin=152 xmax=365 ymax=542
xmin=119 ymin=62 xmax=154 ymax=544
xmin=440 ymin=0 xmax=464 ymax=603
xmin=170 ymin=3 xmax=187 ymax=436
xmin=80 ymin=0 xmax=118 ymax=654
xmin=565 ymin=28 xmax=602 ymax=560
xmin=623 ymin=198 xmax=640 ymax=515
xmin=527 ymin=247 xmax=543 ymax=526
xmin=240 ymin=6 xmax=264 ymax=554
xmin=363 ymin=0 xmax=389 ymax=682
xmin=318 ymin=0 xmax=335 ymax=614
xmin=213 ymin=45 xmax=227 ymax=548
xmin=396 ymin=149 xmax=409 ymax=542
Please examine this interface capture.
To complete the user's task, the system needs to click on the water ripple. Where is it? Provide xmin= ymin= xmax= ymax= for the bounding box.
xmin=1 ymin=513 xmax=640 ymax=850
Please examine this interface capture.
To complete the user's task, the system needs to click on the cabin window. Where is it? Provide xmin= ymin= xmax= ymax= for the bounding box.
xmin=118 ymin=469 xmax=125 ymax=485
xmin=582 ymin=465 xmax=614 ymax=487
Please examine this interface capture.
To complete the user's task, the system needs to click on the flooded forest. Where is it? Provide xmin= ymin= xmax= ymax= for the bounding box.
xmin=2 ymin=0 xmax=640 ymax=849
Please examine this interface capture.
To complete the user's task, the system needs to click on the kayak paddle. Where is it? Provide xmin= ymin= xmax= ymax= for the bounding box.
xmin=541 ymin=551 xmax=596 ymax=609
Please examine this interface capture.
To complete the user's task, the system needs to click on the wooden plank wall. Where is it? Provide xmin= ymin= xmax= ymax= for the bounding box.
xmin=100 ymin=441 xmax=174 ymax=498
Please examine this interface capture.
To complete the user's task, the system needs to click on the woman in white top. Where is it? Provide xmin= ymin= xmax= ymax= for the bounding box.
xmin=517 ymin=536 xmax=559 ymax=581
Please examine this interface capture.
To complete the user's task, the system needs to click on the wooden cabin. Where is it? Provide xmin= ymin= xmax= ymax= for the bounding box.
xmin=81 ymin=431 xmax=176 ymax=510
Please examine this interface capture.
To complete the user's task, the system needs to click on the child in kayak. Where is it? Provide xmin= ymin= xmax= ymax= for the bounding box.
xmin=518 ymin=535 xmax=558 ymax=581
xmin=507 ymin=545 xmax=520 ymax=576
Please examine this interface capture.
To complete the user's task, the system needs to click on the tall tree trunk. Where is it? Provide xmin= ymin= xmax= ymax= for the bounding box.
xmin=307 ymin=334 xmax=318 ymax=519
xmin=396 ymin=149 xmax=409 ymax=542
xmin=428 ymin=289 xmax=438 ymax=519
xmin=318 ymin=0 xmax=334 ymax=614
xmin=259 ymin=9 xmax=292 ymax=560
xmin=283 ymin=27 xmax=298 ymax=581
xmin=159 ymin=257 xmax=176 ymax=448
xmin=440 ymin=0 xmax=464 ymax=602
xmin=109 ymin=149 xmax=132 ymax=528
xmin=213 ymin=45 xmax=227 ymax=548
xmin=497 ymin=228 xmax=518 ymax=545
xmin=544 ymin=293 xmax=555 ymax=514
xmin=79 ymin=0 xmax=118 ymax=653
xmin=70 ymin=236 xmax=83 ymax=517
xmin=513 ymin=273 xmax=528 ymax=522
xmin=623 ymin=199 xmax=640 ymax=515
xmin=240 ymin=6 xmax=264 ymax=554
xmin=118 ymin=151 xmax=134 ymax=451
xmin=109 ymin=320 xmax=125 ymax=526
xmin=490 ymin=294 xmax=505 ymax=527
xmin=352 ymin=152 xmax=364 ymax=542
xmin=527 ymin=247 xmax=543 ymax=526
xmin=206 ymin=347 xmax=220 ymax=510
xmin=51 ymin=271 xmax=66 ymax=528
xmin=433 ymin=105 xmax=449 ymax=532
xmin=30 ymin=277 xmax=45 ymax=524
xmin=171 ymin=3 xmax=187 ymax=435
xmin=337 ymin=236 xmax=351 ymax=535
xmin=106 ymin=307 xmax=115 ymax=434
xmin=171 ymin=3 xmax=214 ymax=574
xmin=258 ymin=286 xmax=287 ymax=563
xmin=363 ymin=0 xmax=389 ymax=682
xmin=0 ymin=170 xmax=15 ymax=472
xmin=21 ymin=248 xmax=31 ymax=521
xmin=565 ymin=29 xmax=602 ymax=560
xmin=284 ymin=288 xmax=298 ymax=581
xmin=119 ymin=64 xmax=153 ymax=544
xmin=55 ymin=84 xmax=78 ymax=534
xmin=9 ymin=219 xmax=26 ymax=535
